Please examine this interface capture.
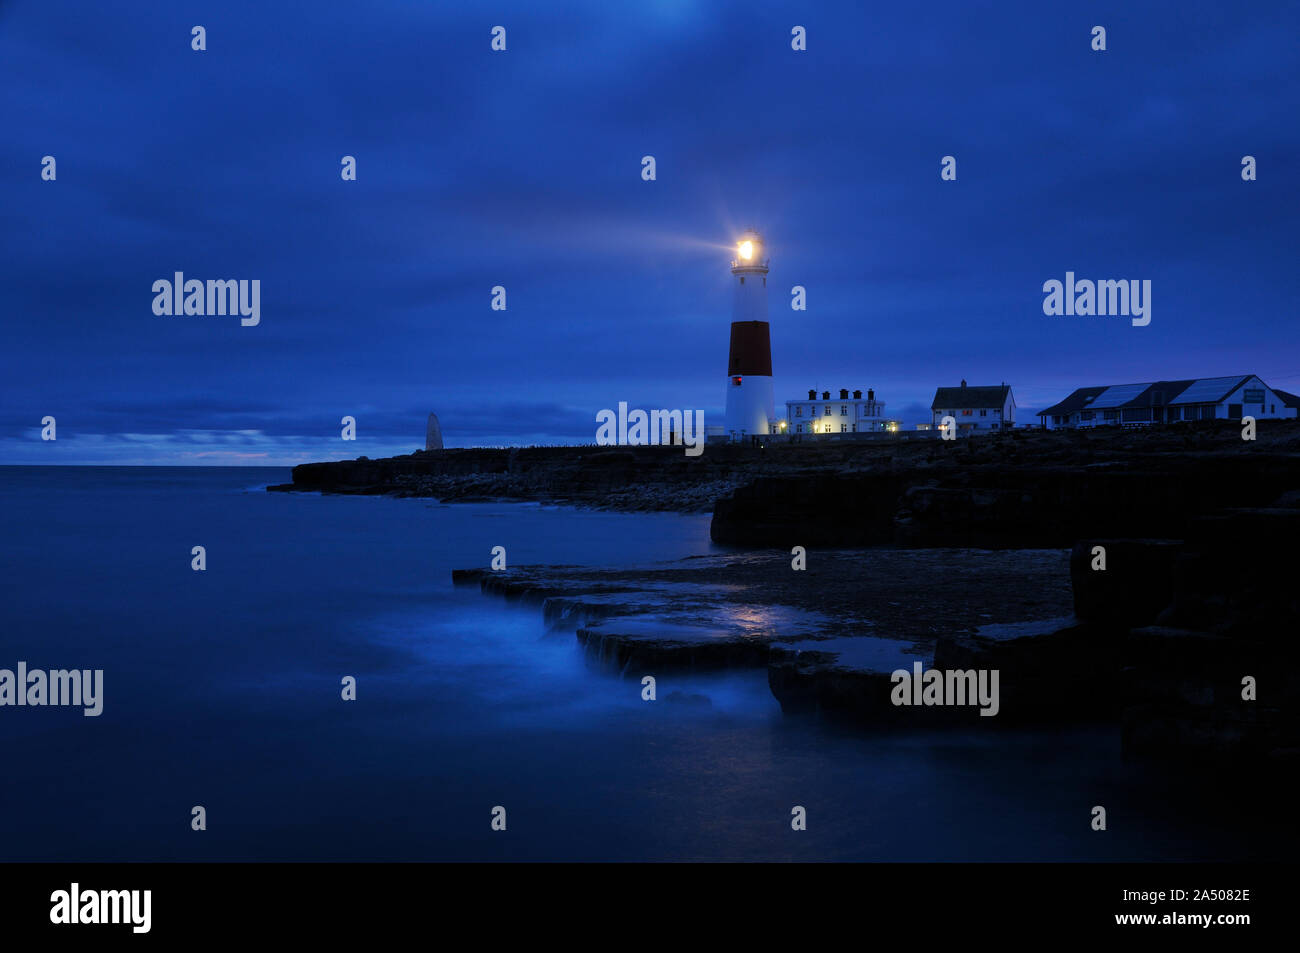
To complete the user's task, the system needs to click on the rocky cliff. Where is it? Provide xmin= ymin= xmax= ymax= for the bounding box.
xmin=710 ymin=421 xmax=1300 ymax=546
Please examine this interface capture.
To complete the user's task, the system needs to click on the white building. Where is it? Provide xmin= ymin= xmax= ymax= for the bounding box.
xmin=1037 ymin=375 xmax=1298 ymax=429
xmin=723 ymin=230 xmax=774 ymax=441
xmin=785 ymin=388 xmax=897 ymax=434
xmin=931 ymin=381 xmax=1016 ymax=432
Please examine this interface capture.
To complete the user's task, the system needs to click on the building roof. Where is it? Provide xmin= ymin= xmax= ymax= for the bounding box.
xmin=1276 ymin=389 xmax=1300 ymax=409
xmin=1086 ymin=382 xmax=1154 ymax=409
xmin=1166 ymin=375 xmax=1252 ymax=405
xmin=1037 ymin=375 xmax=1264 ymax=417
xmin=1037 ymin=386 xmax=1108 ymax=417
xmin=931 ymin=384 xmax=1011 ymax=411
xmin=1126 ymin=379 xmax=1198 ymax=408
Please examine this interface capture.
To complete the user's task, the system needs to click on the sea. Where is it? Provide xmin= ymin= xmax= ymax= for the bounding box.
xmin=0 ymin=466 xmax=1286 ymax=861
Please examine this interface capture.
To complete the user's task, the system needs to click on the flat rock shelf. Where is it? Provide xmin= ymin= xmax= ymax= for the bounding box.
xmin=453 ymin=548 xmax=1074 ymax=719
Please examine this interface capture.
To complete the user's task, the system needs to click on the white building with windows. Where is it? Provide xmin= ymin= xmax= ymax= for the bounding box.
xmin=930 ymin=381 xmax=1016 ymax=432
xmin=784 ymin=387 xmax=898 ymax=435
xmin=1037 ymin=374 xmax=1298 ymax=429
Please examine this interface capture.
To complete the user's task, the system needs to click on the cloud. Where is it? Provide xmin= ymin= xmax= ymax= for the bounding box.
xmin=2 ymin=0 xmax=1296 ymax=463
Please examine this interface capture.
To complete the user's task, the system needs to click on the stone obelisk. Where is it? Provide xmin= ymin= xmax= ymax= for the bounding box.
xmin=425 ymin=413 xmax=443 ymax=451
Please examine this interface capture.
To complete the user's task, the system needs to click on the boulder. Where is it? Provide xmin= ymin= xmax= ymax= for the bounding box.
xmin=1159 ymin=509 xmax=1300 ymax=638
xmin=1069 ymin=538 xmax=1182 ymax=628
xmin=933 ymin=617 xmax=1114 ymax=721
xmin=767 ymin=637 xmax=927 ymax=721
xmin=1120 ymin=626 xmax=1300 ymax=759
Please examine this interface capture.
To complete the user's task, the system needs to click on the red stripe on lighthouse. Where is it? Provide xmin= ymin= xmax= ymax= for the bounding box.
xmin=727 ymin=321 xmax=772 ymax=376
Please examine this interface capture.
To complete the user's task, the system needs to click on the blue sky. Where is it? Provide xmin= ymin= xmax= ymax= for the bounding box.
xmin=2 ymin=0 xmax=1297 ymax=464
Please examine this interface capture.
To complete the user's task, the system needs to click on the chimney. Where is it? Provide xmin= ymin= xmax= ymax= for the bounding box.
xmin=867 ymin=388 xmax=874 ymax=401
xmin=808 ymin=389 xmax=816 ymax=400
xmin=821 ymin=391 xmax=830 ymax=400
xmin=853 ymin=390 xmax=862 ymax=399
xmin=839 ymin=388 xmax=849 ymax=400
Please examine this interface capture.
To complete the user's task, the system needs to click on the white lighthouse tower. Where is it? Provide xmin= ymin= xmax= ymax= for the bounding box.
xmin=723 ymin=229 xmax=774 ymax=441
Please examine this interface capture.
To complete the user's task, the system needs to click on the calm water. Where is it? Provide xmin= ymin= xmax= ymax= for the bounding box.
xmin=0 ymin=467 xmax=1285 ymax=861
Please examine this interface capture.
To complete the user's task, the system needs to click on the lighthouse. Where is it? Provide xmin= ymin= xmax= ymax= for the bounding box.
xmin=724 ymin=229 xmax=774 ymax=441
